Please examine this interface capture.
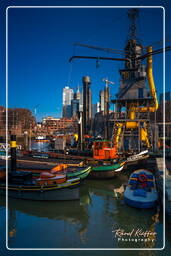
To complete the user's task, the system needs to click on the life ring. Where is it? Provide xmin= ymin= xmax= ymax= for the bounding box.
xmin=138 ymin=174 xmax=147 ymax=183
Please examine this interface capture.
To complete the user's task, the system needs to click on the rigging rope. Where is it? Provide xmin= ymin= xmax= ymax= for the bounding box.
xmin=67 ymin=45 xmax=76 ymax=86
xmin=145 ymin=38 xmax=171 ymax=48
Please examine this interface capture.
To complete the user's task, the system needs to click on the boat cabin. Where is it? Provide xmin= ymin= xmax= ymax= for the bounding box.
xmin=93 ymin=140 xmax=118 ymax=160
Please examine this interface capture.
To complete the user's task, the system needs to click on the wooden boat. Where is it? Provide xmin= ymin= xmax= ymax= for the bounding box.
xmin=17 ymin=163 xmax=91 ymax=180
xmin=51 ymin=165 xmax=91 ymax=180
xmin=17 ymin=163 xmax=68 ymax=175
xmin=0 ymin=170 xmax=80 ymax=201
xmin=36 ymin=171 xmax=67 ymax=185
xmin=90 ymin=161 xmax=125 ymax=179
xmin=126 ymin=150 xmax=149 ymax=164
xmin=124 ymin=169 xmax=158 ymax=209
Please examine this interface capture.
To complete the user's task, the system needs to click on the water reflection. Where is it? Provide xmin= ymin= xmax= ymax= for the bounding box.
xmin=0 ymin=175 xmax=164 ymax=249
xmin=8 ymin=209 xmax=17 ymax=246
xmin=0 ymin=185 xmax=91 ymax=248
xmin=86 ymin=177 xmax=163 ymax=249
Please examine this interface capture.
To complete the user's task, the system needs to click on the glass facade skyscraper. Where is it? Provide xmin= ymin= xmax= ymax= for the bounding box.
xmin=62 ymin=86 xmax=74 ymax=118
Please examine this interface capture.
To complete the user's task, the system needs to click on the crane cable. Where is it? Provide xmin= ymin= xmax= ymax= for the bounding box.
xmin=74 ymin=40 xmax=171 ymax=56
xmin=145 ymin=38 xmax=171 ymax=48
xmin=69 ymin=46 xmax=171 ymax=63
xmin=67 ymin=45 xmax=76 ymax=86
xmin=74 ymin=43 xmax=129 ymax=54
xmin=138 ymin=46 xmax=171 ymax=60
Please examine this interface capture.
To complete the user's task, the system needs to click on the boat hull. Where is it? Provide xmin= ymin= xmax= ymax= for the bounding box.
xmin=124 ymin=196 xmax=157 ymax=209
xmin=17 ymin=165 xmax=91 ymax=181
xmin=66 ymin=166 xmax=91 ymax=180
xmin=126 ymin=150 xmax=149 ymax=165
xmin=124 ymin=169 xmax=158 ymax=209
xmin=0 ymin=179 xmax=80 ymax=201
xmin=90 ymin=165 xmax=124 ymax=179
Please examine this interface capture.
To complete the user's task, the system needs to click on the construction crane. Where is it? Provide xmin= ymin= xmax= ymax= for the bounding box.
xmin=111 ymin=9 xmax=161 ymax=153
xmin=69 ymin=8 xmax=171 ymax=157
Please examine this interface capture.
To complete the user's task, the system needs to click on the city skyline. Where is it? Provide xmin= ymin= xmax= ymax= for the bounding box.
xmin=1 ymin=3 xmax=170 ymax=121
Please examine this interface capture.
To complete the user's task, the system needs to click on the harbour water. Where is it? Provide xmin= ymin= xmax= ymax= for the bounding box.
xmin=0 ymin=191 xmax=170 ymax=254
xmin=0 ymin=177 xmax=165 ymax=250
xmin=0 ymin=142 xmax=170 ymax=254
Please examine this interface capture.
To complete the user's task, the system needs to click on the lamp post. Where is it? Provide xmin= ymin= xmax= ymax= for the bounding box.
xmin=23 ymin=130 xmax=28 ymax=150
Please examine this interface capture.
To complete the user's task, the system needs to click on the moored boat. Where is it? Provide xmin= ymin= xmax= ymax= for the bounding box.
xmin=124 ymin=169 xmax=158 ymax=208
xmin=51 ymin=165 xmax=91 ymax=180
xmin=17 ymin=163 xmax=91 ymax=180
xmin=126 ymin=150 xmax=149 ymax=164
xmin=0 ymin=170 xmax=80 ymax=201
xmin=17 ymin=163 xmax=68 ymax=175
xmin=90 ymin=161 xmax=126 ymax=179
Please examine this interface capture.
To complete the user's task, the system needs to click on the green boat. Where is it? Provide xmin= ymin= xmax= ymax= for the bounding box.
xmin=90 ymin=161 xmax=126 ymax=179
xmin=65 ymin=166 xmax=92 ymax=180
xmin=17 ymin=164 xmax=91 ymax=180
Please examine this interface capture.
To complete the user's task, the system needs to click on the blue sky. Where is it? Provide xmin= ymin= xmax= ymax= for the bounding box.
xmin=0 ymin=0 xmax=171 ymax=121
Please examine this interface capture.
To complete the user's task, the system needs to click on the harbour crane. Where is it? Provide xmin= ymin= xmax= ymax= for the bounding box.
xmin=69 ymin=8 xmax=171 ymax=156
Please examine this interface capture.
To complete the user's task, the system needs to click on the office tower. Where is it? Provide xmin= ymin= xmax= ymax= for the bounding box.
xmin=62 ymin=86 xmax=74 ymax=118
xmin=99 ymin=90 xmax=105 ymax=112
xmin=71 ymin=93 xmax=79 ymax=117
